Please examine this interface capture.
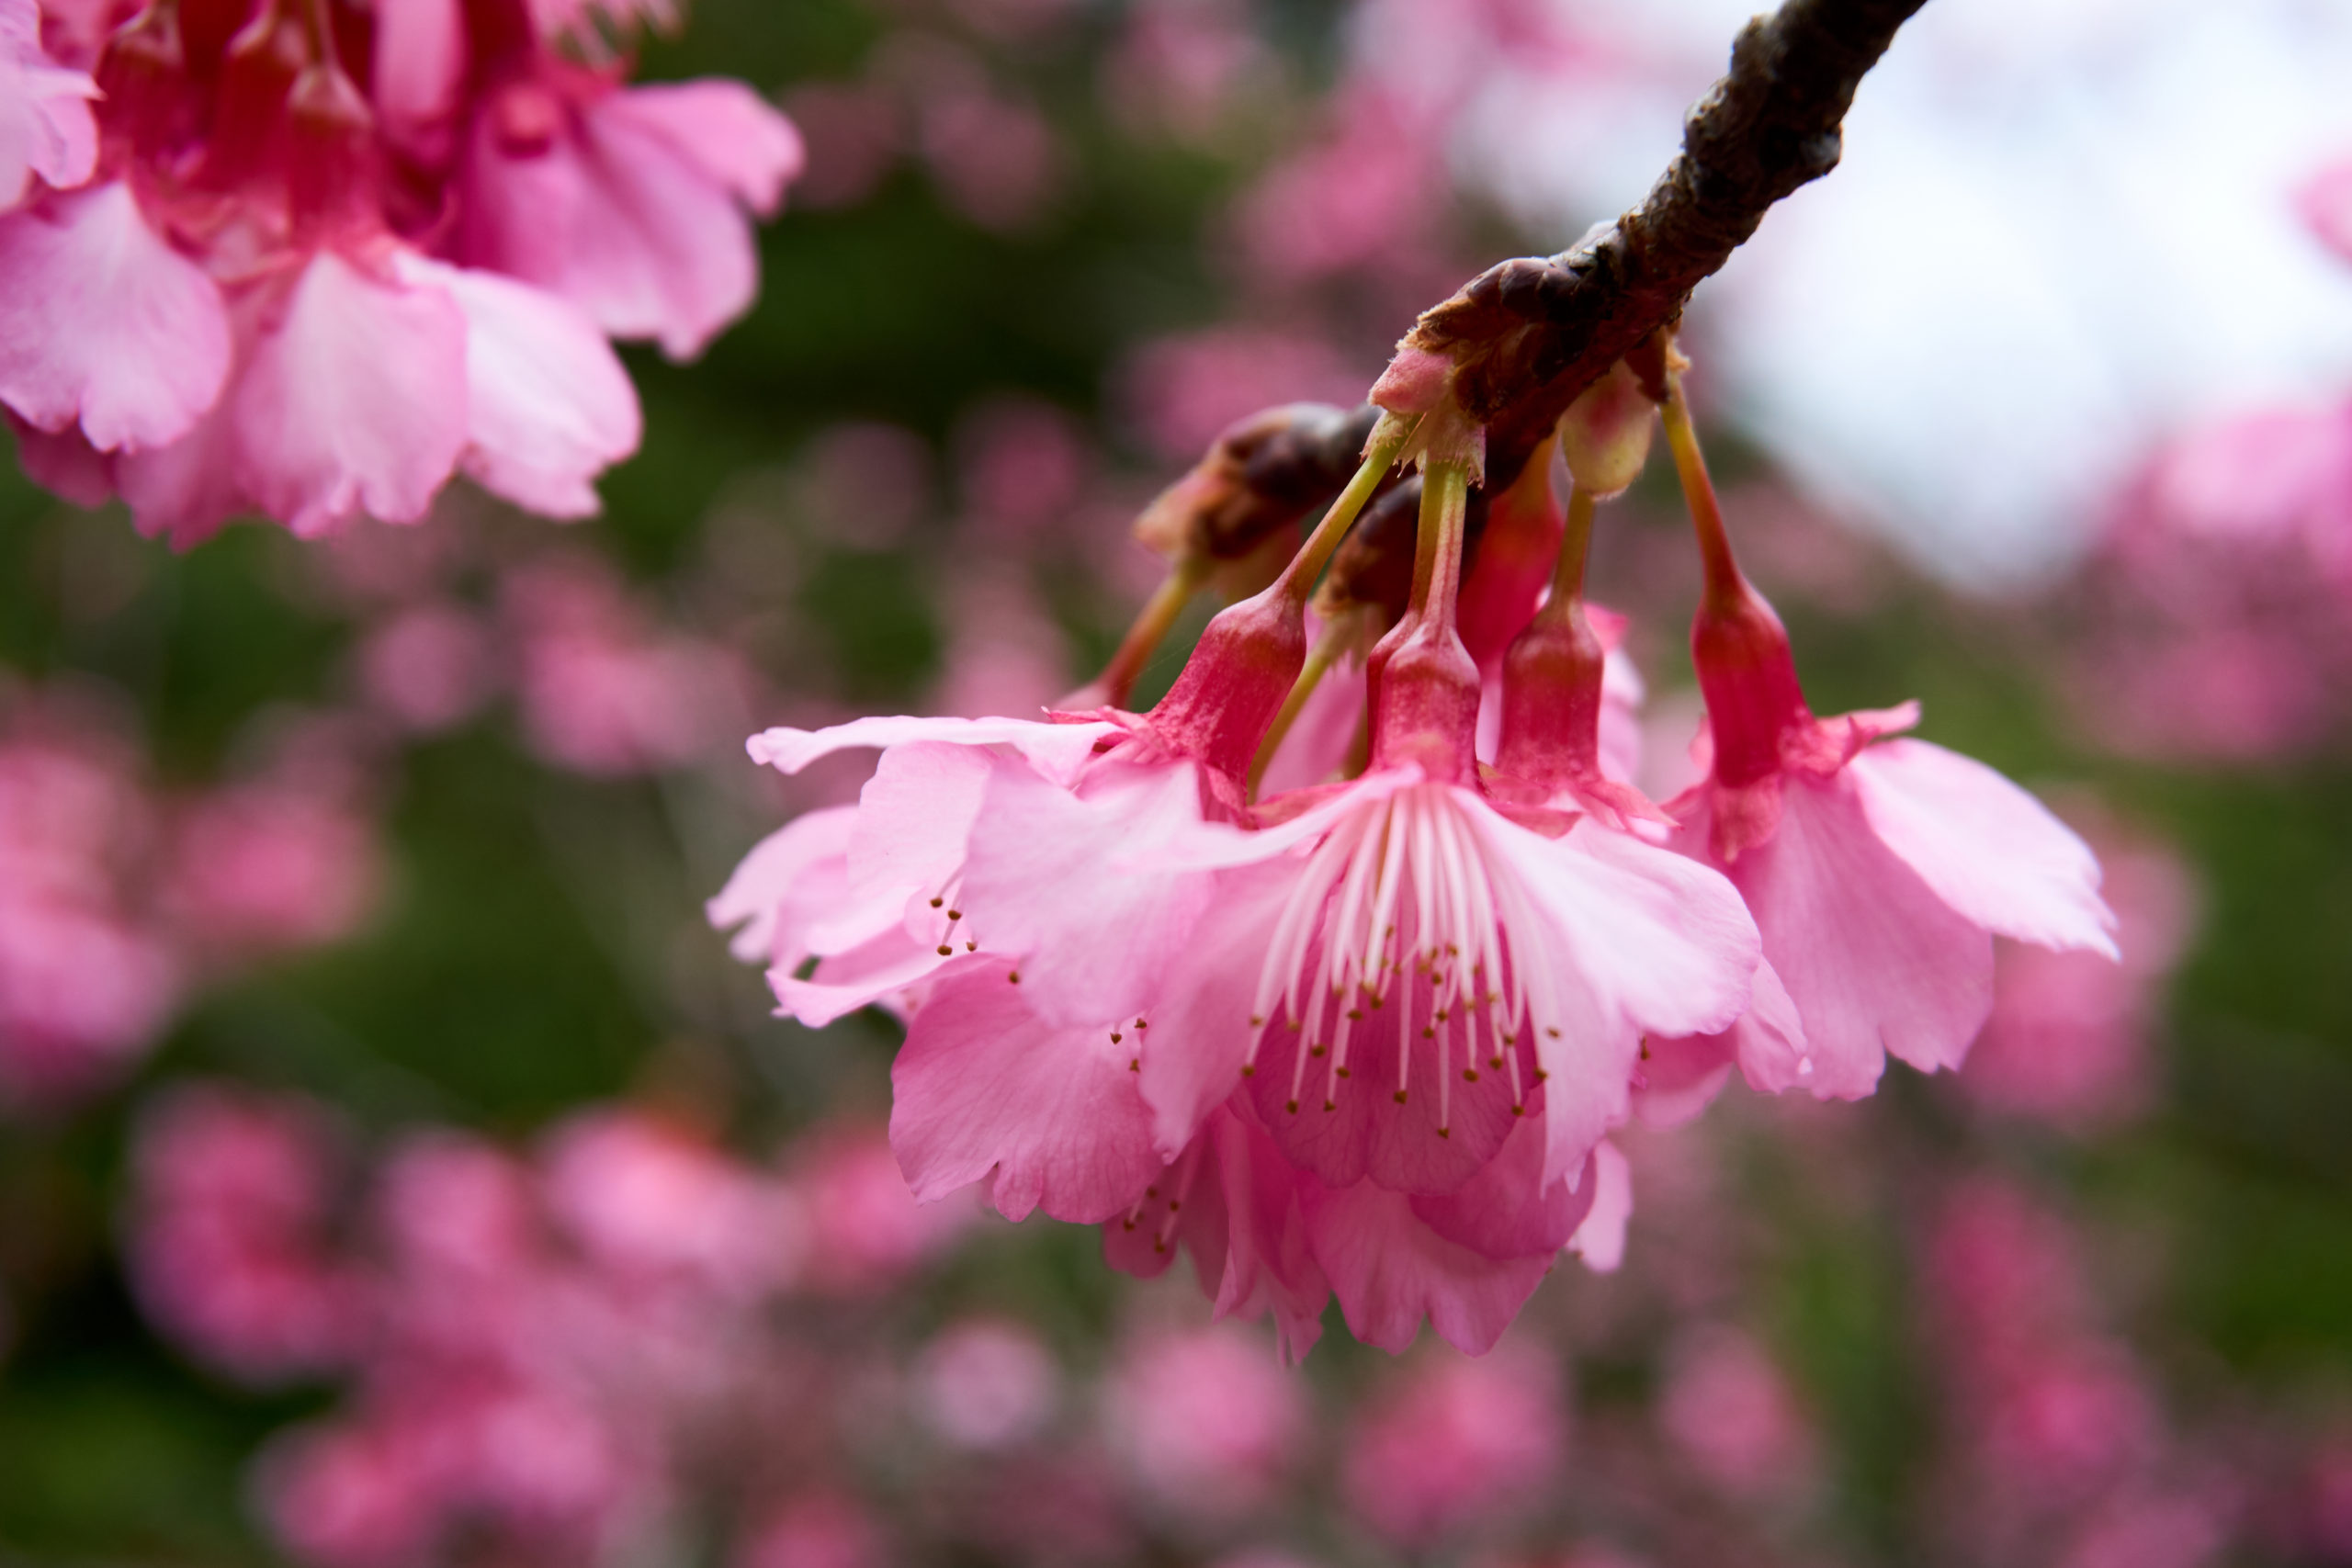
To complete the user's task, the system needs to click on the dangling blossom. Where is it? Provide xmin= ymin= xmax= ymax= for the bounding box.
xmin=714 ymin=372 xmax=1757 ymax=1354
xmin=0 ymin=0 xmax=797 ymax=539
xmin=1651 ymin=354 xmax=2116 ymax=1103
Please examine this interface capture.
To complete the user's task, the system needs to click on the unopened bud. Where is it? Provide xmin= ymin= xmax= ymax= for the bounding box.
xmin=1558 ymin=359 xmax=1656 ymax=498
xmin=1134 ymin=403 xmax=1376 ymax=569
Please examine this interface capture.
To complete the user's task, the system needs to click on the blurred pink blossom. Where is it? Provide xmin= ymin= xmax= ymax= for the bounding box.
xmin=2065 ymin=401 xmax=2352 ymax=759
xmin=2299 ymin=156 xmax=2352 ymax=267
xmin=1102 ymin=0 xmax=1269 ymax=145
xmin=128 ymin=1085 xmax=357 ymax=1382
xmin=134 ymin=1091 xmax=822 ymax=1568
xmin=922 ymin=88 xmax=1062 ymax=232
xmin=793 ymin=421 xmax=933 ymax=548
xmin=955 ymin=396 xmax=1088 ymax=536
xmin=1963 ymin=824 xmax=2198 ymax=1130
xmin=1341 ymin=1342 xmax=1566 ymax=1545
xmin=355 ymin=602 xmax=501 ymax=734
xmin=1657 ymin=1325 xmax=1815 ymax=1501
xmin=735 ymin=1492 xmax=888 ymax=1568
xmin=503 ymin=555 xmax=745 ymax=774
xmin=541 ymin=1110 xmax=806 ymax=1299
xmin=1233 ymin=88 xmax=1441 ymax=285
xmin=160 ymin=780 xmax=380 ymax=961
xmin=1103 ymin=1325 xmax=1306 ymax=1517
xmin=0 ymin=691 xmax=176 ymax=1108
xmin=914 ymin=1317 xmax=1058 ymax=1450
xmin=930 ymin=567 xmax=1068 ymax=720
xmin=876 ymin=39 xmax=1062 ymax=233
xmin=790 ymin=1123 xmax=972 ymax=1293
xmin=1120 ymin=327 xmax=1374 ymax=462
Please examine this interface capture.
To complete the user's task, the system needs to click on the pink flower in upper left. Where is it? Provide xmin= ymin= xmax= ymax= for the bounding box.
xmin=2 ymin=0 xmax=797 ymax=538
xmin=0 ymin=0 xmax=96 ymax=210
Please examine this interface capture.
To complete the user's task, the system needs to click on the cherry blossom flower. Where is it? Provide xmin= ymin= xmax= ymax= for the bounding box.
xmin=786 ymin=1122 xmax=972 ymax=1294
xmin=125 ymin=1084 xmax=359 ymax=1381
xmin=714 ymin=388 xmax=1755 ymax=1354
xmin=0 ymin=0 xmax=796 ymax=537
xmin=0 ymin=691 xmax=177 ymax=1109
xmin=1656 ymin=367 xmax=2115 ymax=1103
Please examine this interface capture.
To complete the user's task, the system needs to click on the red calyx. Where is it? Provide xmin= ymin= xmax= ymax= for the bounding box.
xmin=1690 ymin=575 xmax=1811 ymax=792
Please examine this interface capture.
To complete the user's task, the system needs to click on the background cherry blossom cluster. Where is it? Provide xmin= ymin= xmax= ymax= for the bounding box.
xmin=0 ymin=0 xmax=797 ymax=542
xmin=3 ymin=0 xmax=2352 ymax=1564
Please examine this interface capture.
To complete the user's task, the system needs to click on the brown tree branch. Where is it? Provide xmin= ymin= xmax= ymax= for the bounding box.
xmin=1410 ymin=0 xmax=1930 ymax=489
xmin=1149 ymin=0 xmax=1928 ymax=559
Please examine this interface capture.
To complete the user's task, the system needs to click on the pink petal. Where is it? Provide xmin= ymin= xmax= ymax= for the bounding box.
xmin=777 ymin=924 xmax=946 ymax=1027
xmin=1496 ymin=813 xmax=1758 ymax=1186
xmin=1410 ymin=1116 xmax=1598 ymax=1262
xmin=1707 ymin=773 xmax=1996 ymax=1085
xmin=1204 ymin=1107 xmax=1329 ymax=1360
xmin=1849 ymin=739 xmax=2118 ymax=957
xmin=607 ymin=80 xmax=804 ymax=216
xmin=1566 ymin=1139 xmax=1630 ymax=1272
xmin=460 ymin=85 xmax=772 ymax=361
xmin=0 ymin=183 xmax=231 ymax=450
xmin=118 ymin=389 xmax=249 ymax=547
xmin=8 ymin=412 xmax=114 ymax=505
xmin=746 ymin=715 xmax=1113 ymax=784
xmin=1134 ymin=862 xmax=1294 ymax=1158
xmin=958 ymin=755 xmax=1216 ymax=1028
xmin=1633 ymin=1028 xmax=1740 ymax=1129
xmin=0 ymin=0 xmax=97 ymax=209
xmin=1107 ymin=1105 xmax=1329 ymax=1362
xmin=706 ymin=806 xmax=858 ymax=964
xmin=232 ymin=251 xmax=468 ymax=536
xmin=890 ymin=959 xmax=1160 ymax=1224
xmin=1720 ymin=953 xmax=1865 ymax=1097
xmin=842 ymin=739 xmax=998 ymax=919
xmin=1301 ymin=1177 xmax=1552 ymax=1356
xmin=390 ymin=254 xmax=639 ymax=519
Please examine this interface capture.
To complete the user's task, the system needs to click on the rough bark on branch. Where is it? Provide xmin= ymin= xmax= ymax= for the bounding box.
xmin=1162 ymin=0 xmax=1928 ymax=550
xmin=1411 ymin=0 xmax=1929 ymax=489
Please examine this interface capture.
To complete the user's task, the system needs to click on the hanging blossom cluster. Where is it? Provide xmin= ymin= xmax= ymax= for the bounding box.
xmin=0 ymin=0 xmax=799 ymax=544
xmin=711 ymin=328 xmax=2119 ymax=1359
